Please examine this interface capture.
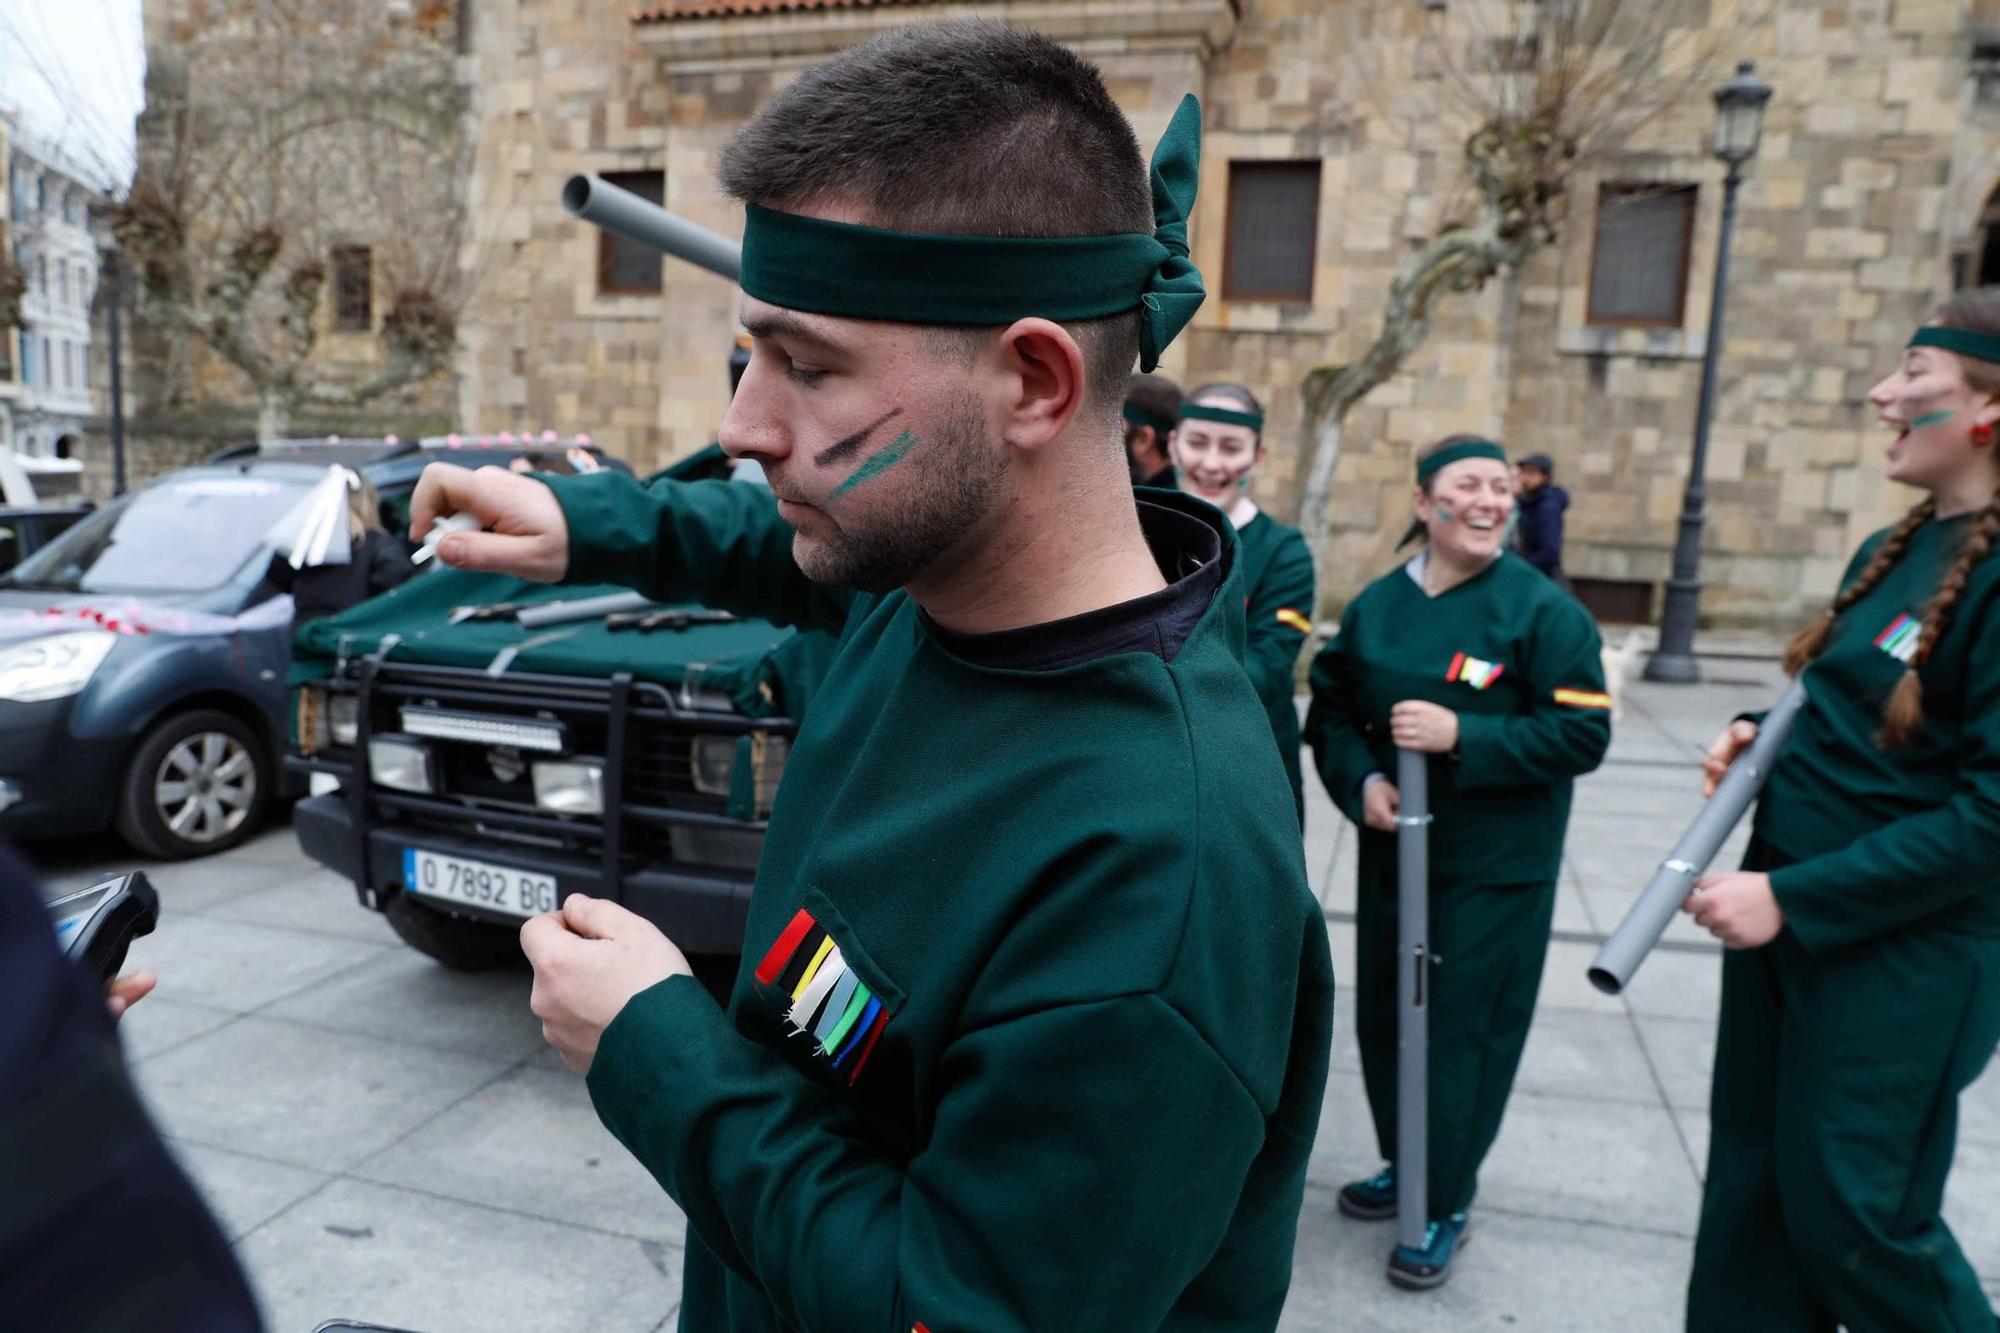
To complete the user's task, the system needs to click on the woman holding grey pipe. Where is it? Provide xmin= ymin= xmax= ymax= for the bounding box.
xmin=1684 ymin=290 xmax=2000 ymax=1332
xmin=1305 ymin=433 xmax=1611 ymax=1289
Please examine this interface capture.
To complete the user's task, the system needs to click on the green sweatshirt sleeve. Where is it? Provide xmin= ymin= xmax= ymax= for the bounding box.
xmin=540 ymin=471 xmax=855 ymax=635
xmin=1304 ymin=606 xmax=1379 ymax=826
xmin=1771 ymin=599 xmax=2000 ymax=954
xmin=587 ymin=977 xmax=1267 ymax=1332
xmin=1453 ymin=598 xmax=1611 ymax=791
xmin=1242 ymin=530 xmax=1315 ymax=713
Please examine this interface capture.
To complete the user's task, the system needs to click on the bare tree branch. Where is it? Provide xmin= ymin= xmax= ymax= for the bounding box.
xmin=1293 ymin=0 xmax=1769 ymax=593
xmin=109 ymin=1 xmax=469 ymax=440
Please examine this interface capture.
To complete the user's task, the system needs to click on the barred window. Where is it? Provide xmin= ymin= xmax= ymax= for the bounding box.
xmin=333 ymin=245 xmax=373 ymax=332
xmin=1223 ymin=161 xmax=1322 ymax=303
xmin=1587 ymin=184 xmax=1697 ymax=328
xmin=598 ymin=170 xmax=665 ymax=295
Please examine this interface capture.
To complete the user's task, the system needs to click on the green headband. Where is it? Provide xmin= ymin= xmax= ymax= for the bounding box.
xmin=737 ymin=94 xmax=1205 ymax=374
xmin=1123 ymin=402 xmax=1178 ymax=437
xmin=1417 ymin=439 xmax=1508 ymax=482
xmin=1178 ymin=402 xmax=1264 ymax=432
xmin=1909 ymin=325 xmax=2000 ymax=365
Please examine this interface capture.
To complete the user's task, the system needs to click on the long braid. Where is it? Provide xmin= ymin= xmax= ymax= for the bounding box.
xmin=1880 ymin=492 xmax=2000 ymax=745
xmin=1781 ymin=498 xmax=1936 ymax=677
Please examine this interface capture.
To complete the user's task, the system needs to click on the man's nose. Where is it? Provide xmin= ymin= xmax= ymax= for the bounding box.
xmin=719 ymin=361 xmax=792 ymax=463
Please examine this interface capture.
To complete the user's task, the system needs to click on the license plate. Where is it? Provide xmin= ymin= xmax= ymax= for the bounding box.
xmin=403 ymin=848 xmax=557 ymax=921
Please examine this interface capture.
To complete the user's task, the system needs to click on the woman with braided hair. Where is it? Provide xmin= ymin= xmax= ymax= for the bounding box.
xmin=1685 ymin=289 xmax=2000 ymax=1332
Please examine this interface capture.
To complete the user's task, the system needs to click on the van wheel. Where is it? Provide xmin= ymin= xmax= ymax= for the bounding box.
xmin=383 ymin=892 xmax=524 ymax=971
xmin=115 ymin=710 xmax=270 ymax=860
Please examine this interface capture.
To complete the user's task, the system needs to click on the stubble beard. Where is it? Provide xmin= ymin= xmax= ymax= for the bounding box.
xmin=791 ymin=392 xmax=1001 ymax=594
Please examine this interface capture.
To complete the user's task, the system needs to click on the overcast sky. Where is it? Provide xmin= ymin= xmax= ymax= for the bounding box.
xmin=0 ymin=0 xmax=145 ymax=191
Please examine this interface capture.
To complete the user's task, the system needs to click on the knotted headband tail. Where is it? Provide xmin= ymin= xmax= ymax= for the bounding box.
xmin=1139 ymin=93 xmax=1206 ymax=373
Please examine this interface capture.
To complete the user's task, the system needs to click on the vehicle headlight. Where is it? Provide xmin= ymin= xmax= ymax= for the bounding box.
xmin=297 ymin=687 xmax=362 ymax=754
xmin=532 ymin=759 xmax=605 ymax=816
xmin=368 ymin=736 xmax=438 ymax=794
xmin=0 ymin=631 xmax=116 ymax=703
xmin=328 ymin=693 xmax=360 ymax=746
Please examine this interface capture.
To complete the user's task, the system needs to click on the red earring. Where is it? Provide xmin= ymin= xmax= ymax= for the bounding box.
xmin=1975 ymin=423 xmax=1995 ymax=448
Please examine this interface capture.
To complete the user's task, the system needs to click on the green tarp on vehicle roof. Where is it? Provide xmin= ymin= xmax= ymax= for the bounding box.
xmin=290 ymin=565 xmax=834 ymax=721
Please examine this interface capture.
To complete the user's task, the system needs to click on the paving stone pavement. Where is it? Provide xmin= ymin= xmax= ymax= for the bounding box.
xmin=21 ymin=659 xmax=2000 ymax=1331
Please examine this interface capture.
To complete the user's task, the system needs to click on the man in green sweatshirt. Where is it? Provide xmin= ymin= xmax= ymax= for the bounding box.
xmin=412 ymin=22 xmax=1332 ymax=1333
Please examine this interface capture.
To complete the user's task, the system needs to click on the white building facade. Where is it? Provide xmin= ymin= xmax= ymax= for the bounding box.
xmin=6 ymin=124 xmax=102 ymax=464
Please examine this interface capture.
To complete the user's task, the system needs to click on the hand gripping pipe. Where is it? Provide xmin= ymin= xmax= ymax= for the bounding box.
xmin=1395 ymin=747 xmax=1432 ymax=1249
xmin=560 ymin=174 xmax=742 ymax=282
xmin=1587 ymin=680 xmax=1808 ymax=996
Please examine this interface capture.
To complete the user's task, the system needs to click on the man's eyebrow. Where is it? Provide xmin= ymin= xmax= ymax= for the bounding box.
xmin=741 ymin=310 xmax=846 ymax=352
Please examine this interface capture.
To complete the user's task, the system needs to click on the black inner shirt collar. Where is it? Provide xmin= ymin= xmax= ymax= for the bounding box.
xmin=922 ymin=498 xmax=1225 ymax=671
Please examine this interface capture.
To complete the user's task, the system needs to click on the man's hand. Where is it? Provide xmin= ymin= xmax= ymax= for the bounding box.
xmin=1389 ymin=700 xmax=1459 ymax=754
xmin=1682 ymin=871 xmax=1784 ymax=949
xmin=106 ymin=970 xmax=156 ymax=1021
xmin=409 ymin=462 xmax=573 ymax=582
xmin=1701 ymin=721 xmax=1759 ymax=798
xmin=521 ymin=895 xmax=692 ymax=1074
xmin=1362 ymin=777 xmax=1401 ymax=833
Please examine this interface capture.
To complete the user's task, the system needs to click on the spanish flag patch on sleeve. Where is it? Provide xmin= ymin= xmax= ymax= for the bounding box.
xmin=1275 ymin=608 xmax=1313 ymax=634
xmin=1552 ymin=687 xmax=1614 ymax=709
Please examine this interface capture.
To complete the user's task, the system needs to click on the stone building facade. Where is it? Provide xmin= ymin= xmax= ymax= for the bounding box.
xmin=98 ymin=0 xmax=469 ymax=498
xmin=454 ymin=0 xmax=2000 ymax=627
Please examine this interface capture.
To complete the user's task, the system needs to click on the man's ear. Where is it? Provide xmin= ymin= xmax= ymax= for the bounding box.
xmin=989 ymin=318 xmax=1085 ymax=454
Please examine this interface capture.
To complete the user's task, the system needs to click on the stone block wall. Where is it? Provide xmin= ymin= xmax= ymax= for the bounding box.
xmin=454 ymin=0 xmax=2000 ymax=626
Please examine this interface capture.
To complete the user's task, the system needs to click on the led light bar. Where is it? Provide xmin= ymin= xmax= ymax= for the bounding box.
xmin=399 ymin=706 xmax=566 ymax=754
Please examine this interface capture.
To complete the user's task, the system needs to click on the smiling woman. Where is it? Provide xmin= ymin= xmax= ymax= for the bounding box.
xmin=1305 ymin=430 xmax=1611 ymax=1289
xmin=1170 ymin=381 xmax=1316 ymax=816
xmin=1680 ymin=288 xmax=2000 ymax=1332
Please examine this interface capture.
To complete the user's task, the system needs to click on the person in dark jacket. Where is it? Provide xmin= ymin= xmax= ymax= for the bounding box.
xmin=1513 ymin=452 xmax=1570 ymax=586
xmin=0 ymin=844 xmax=262 ymax=1333
xmin=268 ymin=472 xmax=417 ymax=624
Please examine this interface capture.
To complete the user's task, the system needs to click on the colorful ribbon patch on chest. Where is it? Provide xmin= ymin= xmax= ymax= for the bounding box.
xmin=1445 ymin=651 xmax=1506 ymax=690
xmin=753 ymin=908 xmax=890 ymax=1086
xmin=1874 ymin=613 xmax=1920 ymax=664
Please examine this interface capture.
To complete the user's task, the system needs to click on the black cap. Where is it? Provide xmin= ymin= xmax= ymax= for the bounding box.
xmin=1518 ymin=452 xmax=1555 ymax=474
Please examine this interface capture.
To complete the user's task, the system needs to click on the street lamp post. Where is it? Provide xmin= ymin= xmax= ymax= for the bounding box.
xmin=104 ymin=248 xmax=126 ymax=497
xmin=1644 ymin=61 xmax=1773 ymax=684
xmin=88 ymin=207 xmax=128 ymax=497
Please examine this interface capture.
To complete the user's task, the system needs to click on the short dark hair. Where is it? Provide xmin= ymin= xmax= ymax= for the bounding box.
xmin=1124 ymin=373 xmax=1182 ymax=438
xmin=719 ymin=21 xmax=1151 ymax=420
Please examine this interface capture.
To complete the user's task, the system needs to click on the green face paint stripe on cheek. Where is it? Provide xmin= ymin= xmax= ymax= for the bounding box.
xmin=1433 ymin=504 xmax=1456 ymax=524
xmin=831 ymin=429 xmax=920 ymax=497
xmin=1912 ymin=409 xmax=1954 ymax=428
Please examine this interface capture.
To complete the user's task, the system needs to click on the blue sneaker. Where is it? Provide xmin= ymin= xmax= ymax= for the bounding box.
xmin=1337 ymin=1164 xmax=1397 ymax=1221
xmin=1387 ymin=1212 xmax=1470 ymax=1290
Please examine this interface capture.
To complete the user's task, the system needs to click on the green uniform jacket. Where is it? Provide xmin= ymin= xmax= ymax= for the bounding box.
xmin=1757 ymin=513 xmax=2000 ymax=952
xmin=543 ymin=473 xmax=1335 ymax=1333
xmin=1232 ymin=509 xmax=1316 ymax=811
xmin=1305 ymin=551 xmax=1611 ymax=884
